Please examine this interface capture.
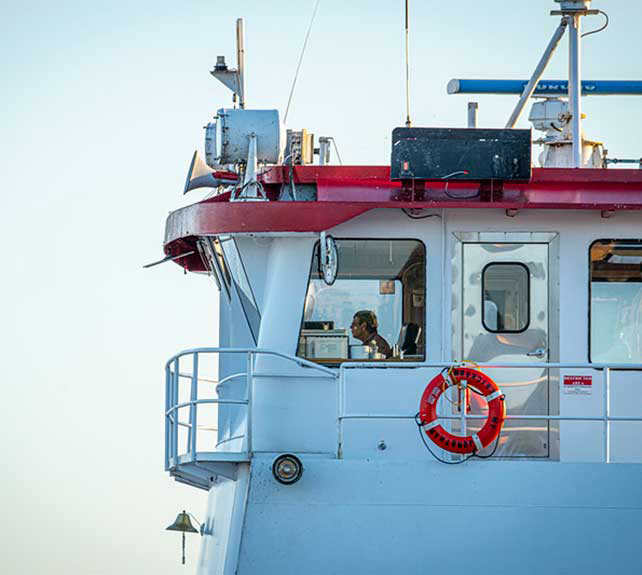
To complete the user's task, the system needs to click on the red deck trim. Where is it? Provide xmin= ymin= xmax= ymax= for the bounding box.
xmin=164 ymin=166 xmax=642 ymax=272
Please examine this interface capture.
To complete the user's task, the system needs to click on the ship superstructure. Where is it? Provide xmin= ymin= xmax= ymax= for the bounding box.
xmin=157 ymin=2 xmax=642 ymax=573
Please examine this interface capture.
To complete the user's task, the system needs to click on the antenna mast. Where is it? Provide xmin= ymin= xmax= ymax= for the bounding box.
xmin=236 ymin=18 xmax=246 ymax=109
xmin=404 ymin=0 xmax=412 ymax=127
xmin=552 ymin=0 xmax=599 ymax=167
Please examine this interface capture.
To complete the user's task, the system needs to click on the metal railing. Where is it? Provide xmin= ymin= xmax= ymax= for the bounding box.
xmin=338 ymin=361 xmax=642 ymax=463
xmin=165 ymin=351 xmax=642 ymax=471
xmin=164 ymin=347 xmax=336 ymax=470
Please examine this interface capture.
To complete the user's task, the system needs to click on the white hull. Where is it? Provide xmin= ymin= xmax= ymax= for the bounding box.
xmin=198 ymin=456 xmax=642 ymax=574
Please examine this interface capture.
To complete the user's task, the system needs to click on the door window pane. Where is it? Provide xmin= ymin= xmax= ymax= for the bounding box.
xmin=482 ymin=263 xmax=530 ymax=333
xmin=590 ymin=240 xmax=642 ymax=363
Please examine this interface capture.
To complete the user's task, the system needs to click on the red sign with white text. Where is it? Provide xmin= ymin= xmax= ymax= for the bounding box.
xmin=563 ymin=375 xmax=592 ymax=395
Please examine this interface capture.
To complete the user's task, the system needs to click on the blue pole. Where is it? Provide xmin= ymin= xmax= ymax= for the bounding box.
xmin=448 ymin=79 xmax=642 ymax=96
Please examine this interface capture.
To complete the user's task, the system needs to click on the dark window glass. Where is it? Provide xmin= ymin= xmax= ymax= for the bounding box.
xmin=482 ymin=263 xmax=530 ymax=333
xmin=219 ymin=236 xmax=261 ymax=343
xmin=212 ymin=238 xmax=232 ymax=289
xmin=590 ymin=240 xmax=642 ymax=363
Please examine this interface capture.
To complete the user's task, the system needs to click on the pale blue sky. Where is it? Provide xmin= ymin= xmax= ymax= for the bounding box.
xmin=2 ymin=1 xmax=641 ymax=573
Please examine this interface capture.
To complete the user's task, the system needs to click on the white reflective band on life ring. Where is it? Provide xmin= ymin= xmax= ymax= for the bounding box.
xmin=486 ymin=391 xmax=503 ymax=402
xmin=472 ymin=433 xmax=483 ymax=451
xmin=423 ymin=419 xmax=441 ymax=430
xmin=444 ymin=374 xmax=457 ymax=388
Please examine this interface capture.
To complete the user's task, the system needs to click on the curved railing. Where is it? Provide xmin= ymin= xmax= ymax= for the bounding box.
xmin=164 ymin=347 xmax=336 ymax=472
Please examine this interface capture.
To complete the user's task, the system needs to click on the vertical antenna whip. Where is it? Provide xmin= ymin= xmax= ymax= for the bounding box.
xmin=284 ymin=0 xmax=322 ymax=124
xmin=404 ymin=0 xmax=412 ymax=127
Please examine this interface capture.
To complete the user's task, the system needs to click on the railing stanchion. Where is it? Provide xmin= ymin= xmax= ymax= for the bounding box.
xmin=460 ymin=378 xmax=468 ymax=440
xmin=604 ymin=367 xmax=611 ymax=463
xmin=189 ymin=352 xmax=199 ymax=459
xmin=246 ymin=352 xmax=253 ymax=454
xmin=172 ymin=358 xmax=179 ymax=461
xmin=337 ymin=367 xmax=344 ymax=459
xmin=165 ymin=365 xmax=170 ymax=469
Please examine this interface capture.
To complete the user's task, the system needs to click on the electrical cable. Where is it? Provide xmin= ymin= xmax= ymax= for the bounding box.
xmin=415 ymin=413 xmax=474 ymax=464
xmin=581 ymin=10 xmax=609 ymax=38
xmin=329 ymin=137 xmax=343 ymax=165
xmin=284 ymin=0 xmax=322 ymax=124
xmin=443 ymin=180 xmax=480 ymax=200
xmin=401 ymin=209 xmax=441 ymax=220
xmin=232 ymin=178 xmax=266 ymax=200
xmin=473 ymin=431 xmax=501 ymax=459
xmin=441 ymin=171 xmax=480 ymax=200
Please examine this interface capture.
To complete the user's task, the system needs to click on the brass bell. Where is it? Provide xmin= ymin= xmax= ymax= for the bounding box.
xmin=166 ymin=510 xmax=199 ymax=564
xmin=166 ymin=510 xmax=198 ymax=533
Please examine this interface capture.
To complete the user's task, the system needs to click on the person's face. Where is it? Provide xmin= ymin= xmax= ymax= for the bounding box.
xmin=351 ymin=317 xmax=368 ymax=341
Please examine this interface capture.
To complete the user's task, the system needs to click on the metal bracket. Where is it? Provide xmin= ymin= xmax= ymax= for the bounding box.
xmin=234 ymin=133 xmax=267 ymax=201
xmin=209 ymin=18 xmax=246 ymax=108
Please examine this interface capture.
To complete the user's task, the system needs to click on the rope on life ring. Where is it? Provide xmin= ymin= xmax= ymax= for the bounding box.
xmin=418 ymin=366 xmax=505 ymax=455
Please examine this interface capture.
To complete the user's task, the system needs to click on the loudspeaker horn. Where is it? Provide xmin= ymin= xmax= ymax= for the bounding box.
xmin=183 ymin=150 xmax=236 ymax=195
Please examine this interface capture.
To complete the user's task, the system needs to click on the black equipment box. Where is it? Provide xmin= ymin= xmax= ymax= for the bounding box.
xmin=390 ymin=127 xmax=532 ymax=181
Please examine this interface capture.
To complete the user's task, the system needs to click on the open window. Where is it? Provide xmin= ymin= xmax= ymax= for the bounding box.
xmin=590 ymin=239 xmax=642 ymax=363
xmin=297 ymin=239 xmax=425 ymax=364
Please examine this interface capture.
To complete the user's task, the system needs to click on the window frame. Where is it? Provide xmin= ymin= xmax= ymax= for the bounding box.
xmin=202 ymin=237 xmax=230 ymax=299
xmin=481 ymin=261 xmax=531 ymax=334
xmin=588 ymin=238 xmax=642 ymax=365
xmin=296 ymin=237 xmax=427 ymax=364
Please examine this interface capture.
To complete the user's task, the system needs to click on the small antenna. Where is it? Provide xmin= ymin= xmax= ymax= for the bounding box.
xmin=404 ymin=0 xmax=412 ymax=127
xmin=284 ymin=0 xmax=322 ymax=124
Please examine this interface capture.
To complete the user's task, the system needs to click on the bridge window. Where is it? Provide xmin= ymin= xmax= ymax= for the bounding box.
xmin=298 ymin=239 xmax=425 ymax=364
xmin=202 ymin=237 xmax=232 ymax=299
xmin=590 ymin=240 xmax=642 ymax=363
xmin=216 ymin=235 xmax=261 ymax=343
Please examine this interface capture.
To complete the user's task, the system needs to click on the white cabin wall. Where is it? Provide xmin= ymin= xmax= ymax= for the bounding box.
xmin=444 ymin=209 xmax=642 ymax=462
xmin=282 ymin=208 xmax=642 ymax=463
xmin=218 ymin=209 xmax=641 ymax=462
xmin=252 ymin=237 xmax=339 ymax=453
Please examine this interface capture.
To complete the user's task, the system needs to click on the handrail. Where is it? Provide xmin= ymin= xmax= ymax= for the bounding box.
xmin=178 ymin=371 xmax=218 ymax=384
xmin=166 ymin=350 xmax=642 ymax=480
xmin=340 ymin=361 xmax=642 ymax=369
xmin=165 ymin=347 xmax=337 ymax=474
xmin=338 ymin=361 xmax=642 ymax=463
xmin=165 ymin=347 xmax=338 ymax=377
xmin=166 ymin=398 xmax=249 ymax=416
xmin=217 ymin=372 xmax=248 ymax=386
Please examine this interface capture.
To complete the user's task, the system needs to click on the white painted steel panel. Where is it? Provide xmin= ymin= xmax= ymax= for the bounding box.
xmin=236 ymin=456 xmax=642 ymax=575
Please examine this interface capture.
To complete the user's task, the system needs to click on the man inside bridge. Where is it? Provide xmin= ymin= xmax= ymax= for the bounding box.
xmin=351 ymin=310 xmax=392 ymax=359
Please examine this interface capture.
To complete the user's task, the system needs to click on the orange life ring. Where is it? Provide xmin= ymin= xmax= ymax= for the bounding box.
xmin=419 ymin=367 xmax=505 ymax=454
